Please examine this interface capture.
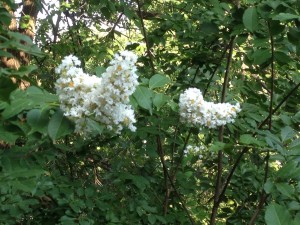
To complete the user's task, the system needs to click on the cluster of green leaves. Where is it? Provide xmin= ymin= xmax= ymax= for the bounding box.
xmin=0 ymin=0 xmax=300 ymax=224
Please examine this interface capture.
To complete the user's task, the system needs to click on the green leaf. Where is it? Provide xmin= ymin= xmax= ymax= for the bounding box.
xmin=133 ymin=86 xmax=153 ymax=114
xmin=11 ymin=65 xmax=37 ymax=77
xmin=0 ymin=50 xmax=13 ymax=57
xmin=149 ymin=74 xmax=170 ymax=89
xmin=26 ymin=86 xmax=58 ymax=104
xmin=86 ymin=118 xmax=104 ymax=134
xmin=3 ymin=169 xmax=44 ymax=179
xmin=60 ymin=216 xmax=76 ymax=224
xmin=240 ymin=134 xmax=264 ymax=146
xmin=281 ymin=126 xmax=295 ymax=142
xmin=277 ymin=161 xmax=300 ymax=180
xmin=264 ymin=180 xmax=274 ymax=194
xmin=266 ymin=1 xmax=280 ymax=9
xmin=252 ymin=49 xmax=271 ymax=65
xmin=0 ymin=101 xmax=8 ymax=110
xmin=274 ymin=51 xmax=291 ymax=65
xmin=148 ymin=214 xmax=156 ymax=225
xmin=27 ymin=109 xmax=49 ymax=133
xmin=2 ymin=87 xmax=58 ymax=119
xmin=199 ymin=22 xmax=219 ymax=35
xmin=243 ymin=7 xmax=259 ymax=32
xmin=287 ymin=28 xmax=300 ymax=45
xmin=130 ymin=175 xmax=150 ymax=191
xmin=0 ymin=77 xmax=17 ymax=102
xmin=288 ymin=201 xmax=300 ymax=211
xmin=11 ymin=180 xmax=38 ymax=194
xmin=0 ymin=126 xmax=19 ymax=144
xmin=0 ymin=10 xmax=12 ymax=26
xmin=268 ymin=20 xmax=285 ymax=36
xmin=95 ymin=66 xmax=106 ymax=77
xmin=124 ymin=7 xmax=135 ymax=20
xmin=48 ymin=109 xmax=74 ymax=140
xmin=153 ymin=93 xmax=169 ymax=109
xmin=275 ymin=183 xmax=294 ymax=198
xmin=2 ymin=90 xmax=34 ymax=119
xmin=265 ymin=203 xmax=292 ymax=225
xmin=293 ymin=213 xmax=300 ymax=225
xmin=273 ymin=13 xmax=300 ymax=21
xmin=209 ymin=141 xmax=225 ymax=152
xmin=288 ymin=139 xmax=300 ymax=155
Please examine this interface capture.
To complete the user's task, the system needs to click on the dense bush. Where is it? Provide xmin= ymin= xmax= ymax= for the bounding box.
xmin=0 ymin=0 xmax=299 ymax=224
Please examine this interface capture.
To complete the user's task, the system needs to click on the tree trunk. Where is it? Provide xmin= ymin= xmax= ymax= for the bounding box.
xmin=1 ymin=0 xmax=39 ymax=69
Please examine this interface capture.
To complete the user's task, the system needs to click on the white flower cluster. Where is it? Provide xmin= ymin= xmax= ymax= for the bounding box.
xmin=55 ymin=51 xmax=139 ymax=134
xmin=179 ymin=88 xmax=241 ymax=128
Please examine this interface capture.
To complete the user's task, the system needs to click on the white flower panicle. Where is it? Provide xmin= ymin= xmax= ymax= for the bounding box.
xmin=55 ymin=51 xmax=139 ymax=134
xmin=92 ymin=51 xmax=138 ymax=133
xmin=179 ymin=88 xmax=241 ymax=128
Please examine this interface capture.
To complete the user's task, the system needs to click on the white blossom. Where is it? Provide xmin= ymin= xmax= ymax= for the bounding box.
xmin=179 ymin=88 xmax=241 ymax=128
xmin=55 ymin=51 xmax=139 ymax=134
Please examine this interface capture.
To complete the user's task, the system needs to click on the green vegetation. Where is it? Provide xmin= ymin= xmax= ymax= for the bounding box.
xmin=0 ymin=0 xmax=299 ymax=224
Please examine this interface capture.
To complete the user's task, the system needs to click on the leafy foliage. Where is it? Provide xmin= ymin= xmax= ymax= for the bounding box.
xmin=0 ymin=0 xmax=299 ymax=224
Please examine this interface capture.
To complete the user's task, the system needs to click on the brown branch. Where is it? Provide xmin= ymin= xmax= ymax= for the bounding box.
xmin=250 ymin=74 xmax=271 ymax=94
xmin=203 ymin=40 xmax=231 ymax=97
xmin=40 ymin=2 xmax=61 ymax=44
xmin=209 ymin=36 xmax=235 ymax=225
xmin=171 ymin=124 xmax=180 ymax=168
xmin=156 ymin=135 xmax=195 ymax=224
xmin=136 ymin=0 xmax=155 ymax=74
xmin=191 ymin=64 xmax=202 ymax=84
xmin=217 ymin=146 xmax=248 ymax=206
xmin=156 ymin=135 xmax=170 ymax=215
xmin=248 ymin=152 xmax=269 ymax=225
xmin=258 ymin=81 xmax=300 ymax=129
xmin=172 ymin=129 xmax=192 ymax=177
xmin=249 ymin=21 xmax=275 ymax=224
xmin=109 ymin=13 xmax=124 ymax=37
xmin=268 ymin=22 xmax=275 ymax=130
